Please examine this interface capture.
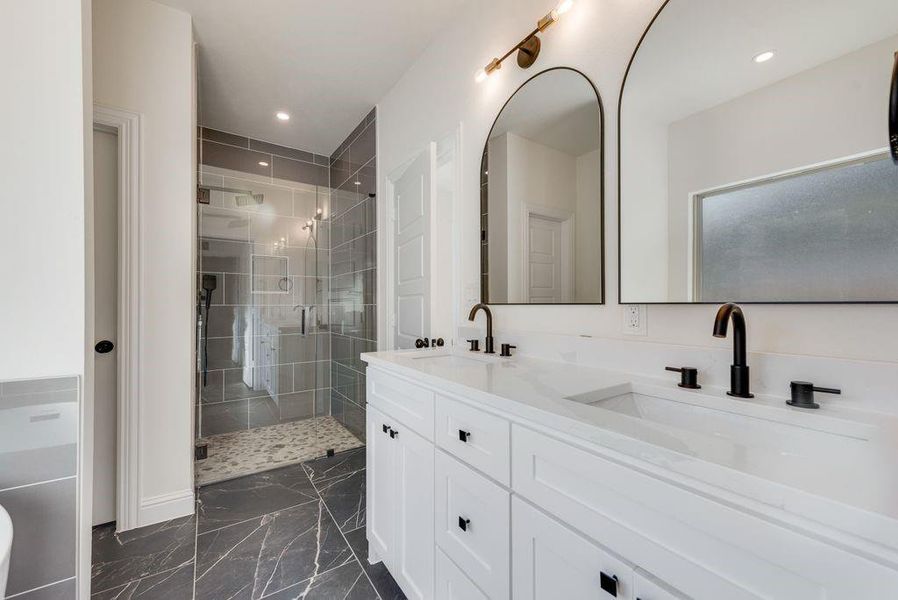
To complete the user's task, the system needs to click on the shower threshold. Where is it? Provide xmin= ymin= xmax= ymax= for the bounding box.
xmin=195 ymin=415 xmax=363 ymax=486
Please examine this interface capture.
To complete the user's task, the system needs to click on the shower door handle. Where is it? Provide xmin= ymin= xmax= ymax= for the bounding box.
xmin=301 ymin=308 xmax=306 ymax=335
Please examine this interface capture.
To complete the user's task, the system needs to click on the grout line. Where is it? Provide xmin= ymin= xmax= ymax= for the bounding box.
xmin=330 ymin=230 xmax=376 ymax=253
xmin=306 ymin=466 xmax=382 ymax=600
xmin=194 ymin=496 xmax=321 ymax=538
xmin=5 ymin=577 xmax=76 ymax=599
xmin=200 ymin=135 xmax=326 ymax=168
xmin=0 ymin=474 xmax=76 ymax=494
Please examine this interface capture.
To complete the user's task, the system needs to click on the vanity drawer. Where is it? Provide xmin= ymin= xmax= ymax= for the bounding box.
xmin=435 ymin=548 xmax=489 ymax=600
xmin=368 ymin=368 xmax=434 ymax=441
xmin=435 ymin=450 xmax=510 ymax=599
xmin=511 ymin=424 xmax=898 ymax=599
xmin=435 ymin=395 xmax=510 ymax=485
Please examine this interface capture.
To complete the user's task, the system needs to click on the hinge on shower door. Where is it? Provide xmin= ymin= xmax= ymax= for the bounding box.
xmin=195 ymin=444 xmax=209 ymax=460
xmin=197 ymin=186 xmax=211 ymax=204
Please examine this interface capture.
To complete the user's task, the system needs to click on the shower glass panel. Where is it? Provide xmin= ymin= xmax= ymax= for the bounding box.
xmin=194 ymin=168 xmax=360 ymax=485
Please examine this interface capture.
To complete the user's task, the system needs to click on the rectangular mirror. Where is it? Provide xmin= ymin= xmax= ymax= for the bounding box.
xmin=481 ymin=67 xmax=605 ymax=304
xmin=619 ymin=0 xmax=898 ymax=303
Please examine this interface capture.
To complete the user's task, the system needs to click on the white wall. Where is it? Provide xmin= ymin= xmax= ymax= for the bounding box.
xmin=377 ymin=0 xmax=898 ymax=364
xmin=0 ymin=1 xmax=89 ymax=381
xmin=93 ymin=0 xmax=196 ymax=523
xmin=575 ymin=148 xmax=601 ymax=301
xmin=665 ymin=34 xmax=898 ymax=299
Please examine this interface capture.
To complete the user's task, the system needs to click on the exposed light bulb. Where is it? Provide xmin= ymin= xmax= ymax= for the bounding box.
xmin=556 ymin=0 xmax=574 ymax=15
xmin=753 ymin=50 xmax=775 ymax=63
xmin=258 ymin=161 xmax=269 ymax=167
xmin=275 ymin=111 xmax=290 ymax=121
xmin=474 ymin=68 xmax=488 ymax=84
xmin=316 ymin=208 xmax=323 ymax=215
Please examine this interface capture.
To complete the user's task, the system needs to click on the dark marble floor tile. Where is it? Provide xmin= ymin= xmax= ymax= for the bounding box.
xmin=194 ymin=499 xmax=353 ymax=600
xmin=197 ymin=464 xmax=318 ymax=533
xmin=261 ymin=559 xmax=378 ymax=599
xmin=91 ymin=515 xmax=196 ymax=593
xmin=316 ymin=467 xmax=365 ymax=532
xmin=302 ymin=447 xmax=365 ymax=484
xmin=345 ymin=527 xmax=406 ymax=600
xmin=91 ymin=562 xmax=195 ymax=600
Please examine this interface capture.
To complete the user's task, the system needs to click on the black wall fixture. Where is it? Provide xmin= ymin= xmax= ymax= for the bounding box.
xmin=890 ymin=51 xmax=898 ymax=164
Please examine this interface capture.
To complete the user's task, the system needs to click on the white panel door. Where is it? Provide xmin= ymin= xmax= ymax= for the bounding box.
xmin=393 ymin=149 xmax=432 ymax=349
xmin=393 ymin=422 xmax=435 ymax=600
xmin=513 ymin=496 xmax=635 ymax=600
xmin=367 ymin=405 xmax=397 ymax=568
xmin=435 ymin=548 xmax=489 ymax=600
xmin=527 ymin=214 xmax=563 ymax=303
xmin=93 ymin=128 xmax=118 ymax=526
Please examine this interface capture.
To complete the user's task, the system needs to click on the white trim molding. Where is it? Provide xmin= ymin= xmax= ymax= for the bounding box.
xmin=139 ymin=489 xmax=196 ymax=526
xmin=93 ymin=104 xmax=143 ymax=532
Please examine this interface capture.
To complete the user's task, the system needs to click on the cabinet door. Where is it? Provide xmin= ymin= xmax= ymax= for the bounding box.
xmin=367 ymin=405 xmax=396 ymax=568
xmin=393 ymin=423 xmax=435 ymax=600
xmin=513 ymin=496 xmax=635 ymax=600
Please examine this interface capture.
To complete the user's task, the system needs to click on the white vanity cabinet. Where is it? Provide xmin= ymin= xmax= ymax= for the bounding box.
xmin=365 ymin=363 xmax=898 ymax=600
xmin=366 ymin=404 xmax=435 ymax=600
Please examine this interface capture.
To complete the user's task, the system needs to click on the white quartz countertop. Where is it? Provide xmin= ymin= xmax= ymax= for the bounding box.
xmin=362 ymin=348 xmax=898 ymax=559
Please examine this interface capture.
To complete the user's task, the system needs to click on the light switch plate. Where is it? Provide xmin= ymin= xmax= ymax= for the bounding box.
xmin=622 ymin=304 xmax=647 ymax=336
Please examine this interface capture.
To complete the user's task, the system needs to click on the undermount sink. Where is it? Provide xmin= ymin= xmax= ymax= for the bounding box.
xmin=407 ymin=351 xmax=498 ymax=368
xmin=566 ymin=384 xmax=875 ymax=454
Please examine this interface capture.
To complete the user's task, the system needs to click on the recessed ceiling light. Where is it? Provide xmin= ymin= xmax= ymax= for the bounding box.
xmin=258 ymin=161 xmax=269 ymax=167
xmin=753 ymin=50 xmax=775 ymax=64
xmin=275 ymin=111 xmax=290 ymax=121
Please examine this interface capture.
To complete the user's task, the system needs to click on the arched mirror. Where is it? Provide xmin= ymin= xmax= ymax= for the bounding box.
xmin=619 ymin=0 xmax=898 ymax=304
xmin=480 ymin=67 xmax=604 ymax=304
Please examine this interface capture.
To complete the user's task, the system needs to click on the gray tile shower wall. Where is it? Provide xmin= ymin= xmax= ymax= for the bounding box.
xmin=0 ymin=376 xmax=80 ymax=598
xmin=329 ymin=108 xmax=377 ymax=442
xmin=198 ymin=128 xmax=332 ymax=438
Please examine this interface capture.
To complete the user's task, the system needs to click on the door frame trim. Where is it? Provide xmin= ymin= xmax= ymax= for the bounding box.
xmin=94 ymin=104 xmax=142 ymax=532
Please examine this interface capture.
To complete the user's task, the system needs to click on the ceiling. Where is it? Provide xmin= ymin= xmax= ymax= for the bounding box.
xmin=624 ymin=0 xmax=898 ymax=125
xmin=489 ymin=70 xmax=601 ymax=157
xmin=157 ymin=0 xmax=466 ymax=155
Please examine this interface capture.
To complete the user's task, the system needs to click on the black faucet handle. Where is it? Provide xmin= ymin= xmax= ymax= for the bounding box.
xmin=500 ymin=343 xmax=517 ymax=357
xmin=665 ymin=366 xmax=701 ymax=389
xmin=788 ymin=381 xmax=840 ymax=409
xmin=466 ymin=339 xmax=480 ymax=352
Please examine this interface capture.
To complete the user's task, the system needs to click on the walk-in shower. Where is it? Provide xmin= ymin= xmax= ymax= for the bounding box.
xmin=193 ymin=137 xmax=363 ymax=484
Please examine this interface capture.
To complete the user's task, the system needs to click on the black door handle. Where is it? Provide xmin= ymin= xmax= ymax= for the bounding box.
xmin=890 ymin=51 xmax=898 ymax=164
xmin=95 ymin=340 xmax=115 ymax=354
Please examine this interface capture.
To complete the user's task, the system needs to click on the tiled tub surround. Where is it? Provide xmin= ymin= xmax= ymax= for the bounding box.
xmin=329 ymin=109 xmax=377 ymax=443
xmin=0 ymin=376 xmax=80 ymax=598
xmin=91 ymin=450 xmax=403 ymax=599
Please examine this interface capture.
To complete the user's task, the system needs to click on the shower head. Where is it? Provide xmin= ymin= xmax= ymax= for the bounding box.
xmin=197 ymin=185 xmax=264 ymax=206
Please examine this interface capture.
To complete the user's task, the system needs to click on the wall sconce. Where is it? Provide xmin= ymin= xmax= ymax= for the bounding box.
xmin=474 ymin=0 xmax=574 ymax=83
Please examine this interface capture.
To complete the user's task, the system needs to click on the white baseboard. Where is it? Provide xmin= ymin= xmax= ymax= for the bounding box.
xmin=138 ymin=488 xmax=195 ymax=527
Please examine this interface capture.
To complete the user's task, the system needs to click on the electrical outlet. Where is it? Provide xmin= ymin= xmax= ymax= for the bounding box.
xmin=622 ymin=304 xmax=647 ymax=336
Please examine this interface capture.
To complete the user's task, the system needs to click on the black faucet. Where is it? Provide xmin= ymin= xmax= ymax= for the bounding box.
xmin=468 ymin=303 xmax=495 ymax=354
xmin=713 ymin=303 xmax=753 ymax=398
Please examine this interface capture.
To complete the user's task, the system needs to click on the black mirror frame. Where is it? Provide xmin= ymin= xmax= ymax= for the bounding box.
xmin=480 ymin=66 xmax=606 ymax=305
xmin=617 ymin=0 xmax=898 ymax=305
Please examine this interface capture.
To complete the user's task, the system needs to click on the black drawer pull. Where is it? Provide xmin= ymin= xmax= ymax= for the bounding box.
xmin=458 ymin=429 xmax=471 ymax=442
xmin=600 ymin=572 xmax=618 ymax=597
xmin=389 ymin=428 xmax=398 ymax=439
xmin=382 ymin=424 xmax=390 ymax=434
xmin=458 ymin=516 xmax=470 ymax=531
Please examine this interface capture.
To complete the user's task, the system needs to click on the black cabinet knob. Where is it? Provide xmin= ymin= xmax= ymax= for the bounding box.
xmin=382 ymin=424 xmax=390 ymax=434
xmin=458 ymin=516 xmax=470 ymax=531
xmin=458 ymin=430 xmax=471 ymax=442
xmin=665 ymin=366 xmax=700 ymax=389
xmin=389 ymin=428 xmax=398 ymax=439
xmin=599 ymin=572 xmax=619 ymax=597
xmin=500 ymin=343 xmax=517 ymax=357
xmin=95 ymin=340 xmax=115 ymax=354
xmin=788 ymin=381 xmax=840 ymax=409
xmin=466 ymin=339 xmax=480 ymax=352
